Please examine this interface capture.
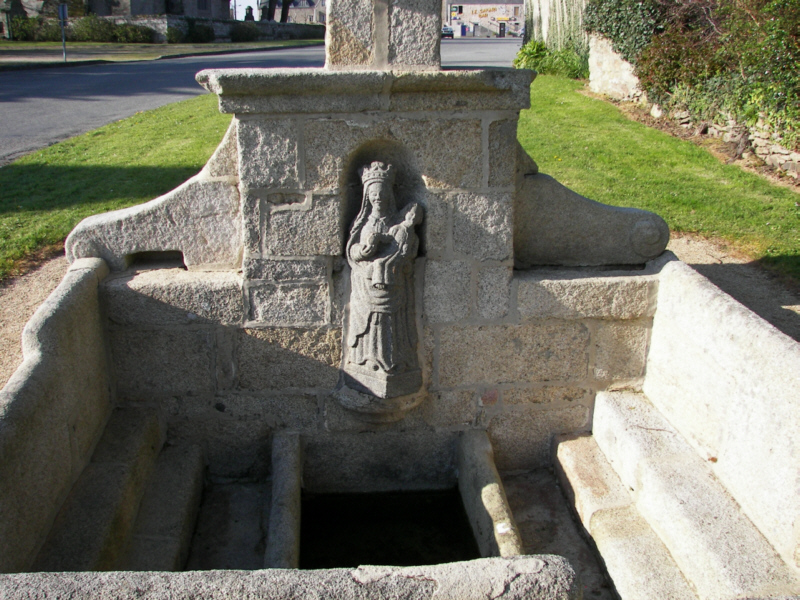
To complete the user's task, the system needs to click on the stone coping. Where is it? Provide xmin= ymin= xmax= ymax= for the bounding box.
xmin=196 ymin=68 xmax=535 ymax=114
xmin=0 ymin=556 xmax=580 ymax=599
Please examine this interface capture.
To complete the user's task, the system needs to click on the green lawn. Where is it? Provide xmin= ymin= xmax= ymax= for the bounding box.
xmin=519 ymin=75 xmax=799 ymax=278
xmin=1 ymin=74 xmax=798 ymax=282
xmin=0 ymin=94 xmax=231 ymax=279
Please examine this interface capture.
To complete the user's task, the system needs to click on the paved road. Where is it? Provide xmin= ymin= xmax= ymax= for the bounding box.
xmin=0 ymin=38 xmax=522 ymax=164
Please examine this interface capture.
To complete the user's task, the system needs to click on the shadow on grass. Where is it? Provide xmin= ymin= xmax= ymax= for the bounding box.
xmin=0 ymin=164 xmax=202 ymax=214
xmin=757 ymin=255 xmax=800 ymax=286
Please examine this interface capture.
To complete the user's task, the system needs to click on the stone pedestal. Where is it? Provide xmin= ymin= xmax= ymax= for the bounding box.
xmin=325 ymin=0 xmax=442 ymax=71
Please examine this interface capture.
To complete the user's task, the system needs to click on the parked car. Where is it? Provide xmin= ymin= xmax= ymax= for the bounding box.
xmin=441 ymin=26 xmax=454 ymax=39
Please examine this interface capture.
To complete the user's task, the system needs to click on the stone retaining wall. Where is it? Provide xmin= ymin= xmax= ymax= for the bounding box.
xmin=0 ymin=259 xmax=113 ymax=573
xmin=587 ymin=35 xmax=643 ymax=103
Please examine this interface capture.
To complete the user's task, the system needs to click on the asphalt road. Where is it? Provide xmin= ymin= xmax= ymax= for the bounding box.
xmin=0 ymin=38 xmax=522 ymax=165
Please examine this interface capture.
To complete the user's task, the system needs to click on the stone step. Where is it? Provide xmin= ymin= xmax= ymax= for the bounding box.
xmin=592 ymin=391 xmax=799 ymax=600
xmin=554 ymin=433 xmax=697 ymax=600
xmin=33 ymin=406 xmax=166 ymax=572
xmin=120 ymin=444 xmax=205 ymax=571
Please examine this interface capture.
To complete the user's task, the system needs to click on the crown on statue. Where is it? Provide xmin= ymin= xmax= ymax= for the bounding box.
xmin=359 ymin=161 xmax=394 ymax=186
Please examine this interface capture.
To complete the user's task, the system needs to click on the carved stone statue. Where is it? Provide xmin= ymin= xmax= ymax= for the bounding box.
xmin=340 ymin=161 xmax=423 ymax=404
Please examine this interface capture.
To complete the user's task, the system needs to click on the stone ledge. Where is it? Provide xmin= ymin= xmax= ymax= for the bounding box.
xmin=101 ymin=269 xmax=244 ymax=327
xmin=197 ymin=68 xmax=534 ymax=114
xmin=0 ymin=556 xmax=580 ymax=599
xmin=517 ymin=272 xmax=658 ymax=321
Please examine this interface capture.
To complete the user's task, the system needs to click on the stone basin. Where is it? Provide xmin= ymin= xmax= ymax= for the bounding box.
xmin=1 ymin=0 xmax=799 ymax=594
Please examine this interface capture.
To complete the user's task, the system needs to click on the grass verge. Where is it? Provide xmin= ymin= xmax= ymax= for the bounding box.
xmin=519 ymin=75 xmax=800 ymax=279
xmin=0 ymin=39 xmax=323 ymax=66
xmin=0 ymin=93 xmax=230 ymax=280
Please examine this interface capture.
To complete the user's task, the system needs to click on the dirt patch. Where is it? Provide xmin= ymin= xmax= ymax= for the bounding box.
xmin=0 ymin=252 xmax=68 ymax=389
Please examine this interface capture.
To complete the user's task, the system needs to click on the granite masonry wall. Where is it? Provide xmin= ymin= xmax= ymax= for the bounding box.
xmin=75 ymin=68 xmax=661 ymax=489
xmin=101 ymin=261 xmax=659 ymax=485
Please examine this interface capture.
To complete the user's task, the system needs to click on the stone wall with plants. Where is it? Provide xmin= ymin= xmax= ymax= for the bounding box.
xmin=584 ymin=0 xmax=799 ymax=176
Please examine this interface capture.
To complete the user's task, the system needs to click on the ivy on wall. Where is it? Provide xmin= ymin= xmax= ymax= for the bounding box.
xmin=583 ymin=0 xmax=662 ymax=62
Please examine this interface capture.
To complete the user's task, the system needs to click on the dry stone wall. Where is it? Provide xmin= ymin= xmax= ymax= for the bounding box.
xmin=588 ymin=35 xmax=643 ymax=103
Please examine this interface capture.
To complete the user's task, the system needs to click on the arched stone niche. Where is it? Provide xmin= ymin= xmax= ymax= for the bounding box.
xmin=339 ymin=139 xmax=431 ymax=256
xmin=334 ymin=139 xmax=427 ymax=422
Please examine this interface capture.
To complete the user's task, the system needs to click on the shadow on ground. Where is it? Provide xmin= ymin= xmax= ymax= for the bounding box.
xmin=686 ymin=260 xmax=800 ymax=343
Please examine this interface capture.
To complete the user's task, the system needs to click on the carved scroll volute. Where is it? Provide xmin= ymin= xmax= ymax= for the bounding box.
xmin=334 ymin=161 xmax=424 ymax=422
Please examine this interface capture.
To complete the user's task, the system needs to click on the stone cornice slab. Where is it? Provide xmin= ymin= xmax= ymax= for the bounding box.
xmin=196 ymin=68 xmax=535 ymax=114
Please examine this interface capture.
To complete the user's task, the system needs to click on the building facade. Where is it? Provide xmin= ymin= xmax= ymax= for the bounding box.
xmin=258 ymin=0 xmax=325 ymax=23
xmin=443 ymin=0 xmax=524 ymax=37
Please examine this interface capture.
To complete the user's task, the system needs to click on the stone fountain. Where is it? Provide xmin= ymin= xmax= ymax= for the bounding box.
xmin=0 ymin=1 xmax=798 ymax=598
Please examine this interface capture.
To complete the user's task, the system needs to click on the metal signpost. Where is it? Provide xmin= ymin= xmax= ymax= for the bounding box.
xmin=57 ymin=3 xmax=68 ymax=63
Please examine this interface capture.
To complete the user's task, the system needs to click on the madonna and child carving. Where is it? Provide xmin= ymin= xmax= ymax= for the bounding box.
xmin=340 ymin=161 xmax=424 ymax=402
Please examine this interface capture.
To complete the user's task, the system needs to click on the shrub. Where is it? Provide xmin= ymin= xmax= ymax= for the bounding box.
xmin=70 ymin=14 xmax=116 ymax=41
xmin=166 ymin=26 xmax=185 ymax=43
xmin=514 ymin=40 xmax=589 ymax=79
xmin=229 ymin=21 xmax=260 ymax=42
xmin=184 ymin=18 xmax=215 ymax=43
xmin=114 ymin=23 xmax=157 ymax=43
xmin=35 ymin=19 xmax=64 ymax=41
xmin=10 ymin=16 xmax=39 ymax=41
xmin=514 ymin=40 xmax=549 ymax=69
xmin=585 ymin=0 xmax=799 ymax=151
xmin=635 ymin=24 xmax=725 ymax=103
xmin=9 ymin=16 xmax=67 ymax=41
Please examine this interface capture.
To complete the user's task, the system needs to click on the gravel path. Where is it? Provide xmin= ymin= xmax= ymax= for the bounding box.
xmin=0 ymin=253 xmax=69 ymax=389
xmin=1 ymin=237 xmax=798 ymax=390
